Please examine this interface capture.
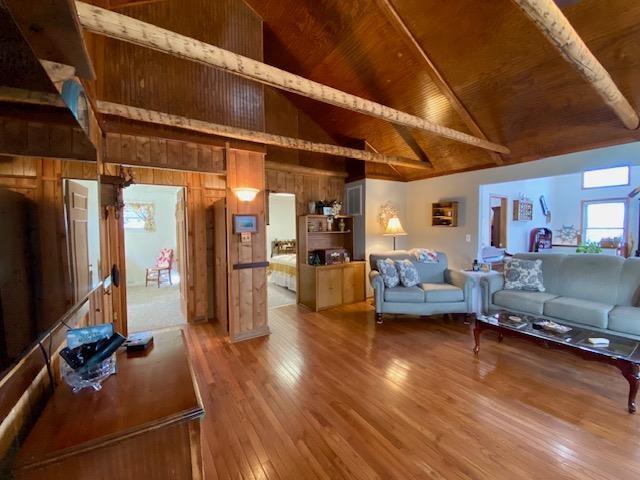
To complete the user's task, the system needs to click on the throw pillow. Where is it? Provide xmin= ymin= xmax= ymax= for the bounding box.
xmin=409 ymin=248 xmax=439 ymax=263
xmin=395 ymin=259 xmax=420 ymax=287
xmin=504 ymin=258 xmax=545 ymax=292
xmin=376 ymin=258 xmax=400 ymax=288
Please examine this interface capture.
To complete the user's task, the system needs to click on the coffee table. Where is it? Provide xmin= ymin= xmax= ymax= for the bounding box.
xmin=473 ymin=311 xmax=640 ymax=413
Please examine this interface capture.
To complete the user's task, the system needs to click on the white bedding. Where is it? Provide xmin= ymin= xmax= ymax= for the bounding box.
xmin=268 ymin=254 xmax=297 ymax=292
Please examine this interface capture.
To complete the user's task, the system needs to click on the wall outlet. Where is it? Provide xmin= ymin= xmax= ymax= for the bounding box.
xmin=465 ymin=234 xmax=471 ymax=242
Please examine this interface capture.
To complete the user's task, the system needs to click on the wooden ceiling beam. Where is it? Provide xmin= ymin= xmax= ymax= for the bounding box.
xmin=4 ymin=0 xmax=95 ymax=80
xmin=39 ymin=60 xmax=76 ymax=85
xmin=513 ymin=0 xmax=639 ymax=130
xmin=75 ymin=1 xmax=510 ymax=155
xmin=97 ymin=101 xmax=432 ymax=170
xmin=375 ymin=0 xmax=503 ymax=165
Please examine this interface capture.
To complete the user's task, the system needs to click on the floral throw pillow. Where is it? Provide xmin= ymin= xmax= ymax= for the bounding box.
xmin=376 ymin=258 xmax=400 ymax=288
xmin=504 ymin=258 xmax=545 ymax=292
xmin=395 ymin=259 xmax=420 ymax=287
xmin=409 ymin=248 xmax=439 ymax=263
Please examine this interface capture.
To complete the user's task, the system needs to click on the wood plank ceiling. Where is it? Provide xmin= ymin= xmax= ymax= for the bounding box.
xmin=244 ymin=0 xmax=640 ymax=180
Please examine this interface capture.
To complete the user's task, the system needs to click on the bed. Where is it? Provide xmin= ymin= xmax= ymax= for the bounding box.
xmin=268 ymin=240 xmax=297 ymax=292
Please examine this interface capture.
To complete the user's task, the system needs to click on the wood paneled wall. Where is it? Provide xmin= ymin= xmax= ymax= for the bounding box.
xmin=264 ymin=87 xmax=349 ymax=174
xmin=90 ymin=0 xmax=264 ymax=131
xmin=103 ymin=164 xmax=225 ymax=323
xmin=0 ymin=117 xmax=96 ymax=162
xmin=226 ymin=149 xmax=268 ymax=342
xmin=265 ymin=162 xmax=346 ymax=217
xmin=104 ymin=132 xmax=225 ymax=174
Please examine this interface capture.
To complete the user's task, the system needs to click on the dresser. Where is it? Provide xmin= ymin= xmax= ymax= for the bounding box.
xmin=13 ymin=330 xmax=204 ymax=480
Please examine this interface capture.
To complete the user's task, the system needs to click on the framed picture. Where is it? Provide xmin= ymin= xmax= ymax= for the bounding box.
xmin=233 ymin=214 xmax=258 ymax=233
xmin=513 ymin=199 xmax=533 ymax=221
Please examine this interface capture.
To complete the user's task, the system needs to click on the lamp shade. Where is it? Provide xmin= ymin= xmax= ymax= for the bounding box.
xmin=232 ymin=187 xmax=260 ymax=202
xmin=383 ymin=216 xmax=407 ymax=236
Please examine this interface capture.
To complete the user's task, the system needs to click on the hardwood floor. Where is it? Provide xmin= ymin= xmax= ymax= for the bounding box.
xmin=184 ymin=303 xmax=640 ymax=479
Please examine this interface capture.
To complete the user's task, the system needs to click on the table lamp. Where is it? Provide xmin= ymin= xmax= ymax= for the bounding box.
xmin=383 ymin=216 xmax=407 ymax=250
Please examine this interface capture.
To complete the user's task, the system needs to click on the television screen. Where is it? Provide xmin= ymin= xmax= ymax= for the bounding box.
xmin=0 ymin=179 xmax=101 ymax=375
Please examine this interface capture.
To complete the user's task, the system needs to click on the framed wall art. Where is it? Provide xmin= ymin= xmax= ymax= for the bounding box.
xmin=233 ymin=214 xmax=258 ymax=233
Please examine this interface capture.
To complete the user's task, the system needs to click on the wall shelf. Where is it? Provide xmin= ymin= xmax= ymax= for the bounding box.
xmin=431 ymin=202 xmax=458 ymax=227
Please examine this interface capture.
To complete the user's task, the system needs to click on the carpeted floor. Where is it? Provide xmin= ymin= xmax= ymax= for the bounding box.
xmin=127 ymin=282 xmax=186 ymax=333
xmin=267 ymin=282 xmax=296 ymax=308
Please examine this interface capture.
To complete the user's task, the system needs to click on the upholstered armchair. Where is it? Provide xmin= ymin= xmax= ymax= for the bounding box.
xmin=369 ymin=251 xmax=473 ymax=324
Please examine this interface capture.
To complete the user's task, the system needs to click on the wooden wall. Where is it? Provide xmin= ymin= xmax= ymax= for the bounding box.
xmin=0 ymin=117 xmax=96 ymax=162
xmin=226 ymin=148 xmax=268 ymax=342
xmin=103 ymin=164 xmax=225 ymax=323
xmin=90 ymin=0 xmax=264 ymax=131
xmin=104 ymin=132 xmax=225 ymax=173
xmin=264 ymin=87 xmax=349 ymax=174
xmin=265 ymin=162 xmax=346 ymax=217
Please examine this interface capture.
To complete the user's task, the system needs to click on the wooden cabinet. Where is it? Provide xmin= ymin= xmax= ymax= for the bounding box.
xmin=12 ymin=330 xmax=204 ymax=480
xmin=299 ymin=262 xmax=365 ymax=311
xmin=342 ymin=262 xmax=365 ymax=305
xmin=297 ymin=214 xmax=365 ymax=311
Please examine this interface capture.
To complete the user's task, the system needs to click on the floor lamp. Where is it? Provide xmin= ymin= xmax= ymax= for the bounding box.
xmin=383 ymin=216 xmax=407 ymax=250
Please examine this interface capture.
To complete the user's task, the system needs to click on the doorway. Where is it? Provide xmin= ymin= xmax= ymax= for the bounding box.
xmin=266 ymin=192 xmax=297 ymax=308
xmin=490 ymin=195 xmax=508 ymax=248
xmin=123 ymin=184 xmax=187 ymax=332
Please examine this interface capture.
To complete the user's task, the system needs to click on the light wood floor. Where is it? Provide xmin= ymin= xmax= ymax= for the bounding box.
xmin=184 ymin=303 xmax=640 ymax=480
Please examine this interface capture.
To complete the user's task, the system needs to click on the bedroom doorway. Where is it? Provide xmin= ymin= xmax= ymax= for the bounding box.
xmin=266 ymin=192 xmax=297 ymax=308
xmin=123 ymin=184 xmax=187 ymax=332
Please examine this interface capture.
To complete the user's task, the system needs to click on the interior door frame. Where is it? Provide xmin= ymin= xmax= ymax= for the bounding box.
xmin=121 ymin=182 xmax=188 ymax=333
xmin=489 ymin=194 xmax=509 ymax=249
xmin=265 ymin=190 xmax=299 ymax=305
xmin=175 ymin=187 xmax=189 ymax=319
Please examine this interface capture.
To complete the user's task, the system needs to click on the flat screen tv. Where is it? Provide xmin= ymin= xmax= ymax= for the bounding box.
xmin=0 ymin=187 xmax=74 ymax=374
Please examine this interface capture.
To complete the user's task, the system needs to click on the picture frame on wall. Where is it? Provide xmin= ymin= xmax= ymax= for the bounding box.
xmin=233 ymin=214 xmax=258 ymax=233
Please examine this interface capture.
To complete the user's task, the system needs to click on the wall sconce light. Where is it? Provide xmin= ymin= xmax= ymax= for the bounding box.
xmin=232 ymin=187 xmax=260 ymax=202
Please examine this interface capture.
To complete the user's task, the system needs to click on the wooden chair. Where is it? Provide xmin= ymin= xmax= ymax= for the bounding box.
xmin=145 ymin=248 xmax=174 ymax=287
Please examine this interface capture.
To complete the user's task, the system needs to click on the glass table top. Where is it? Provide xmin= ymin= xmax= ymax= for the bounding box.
xmin=477 ymin=311 xmax=640 ymax=362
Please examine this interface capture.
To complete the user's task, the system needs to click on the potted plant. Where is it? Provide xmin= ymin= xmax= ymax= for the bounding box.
xmin=576 ymin=241 xmax=603 ymax=254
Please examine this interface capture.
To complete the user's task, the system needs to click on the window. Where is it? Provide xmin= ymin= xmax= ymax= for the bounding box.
xmin=123 ymin=202 xmax=156 ymax=231
xmin=582 ymin=166 xmax=629 ymax=189
xmin=582 ymin=199 xmax=627 ymax=245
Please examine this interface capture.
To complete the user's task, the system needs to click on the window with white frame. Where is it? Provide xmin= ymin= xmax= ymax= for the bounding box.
xmin=582 ymin=166 xmax=629 ymax=189
xmin=582 ymin=199 xmax=627 ymax=245
xmin=123 ymin=202 xmax=156 ymax=231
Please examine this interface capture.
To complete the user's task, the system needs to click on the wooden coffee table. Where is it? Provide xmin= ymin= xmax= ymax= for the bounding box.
xmin=473 ymin=311 xmax=640 ymax=413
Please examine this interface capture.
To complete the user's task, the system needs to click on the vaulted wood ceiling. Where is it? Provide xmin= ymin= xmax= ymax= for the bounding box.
xmin=245 ymin=0 xmax=640 ymax=180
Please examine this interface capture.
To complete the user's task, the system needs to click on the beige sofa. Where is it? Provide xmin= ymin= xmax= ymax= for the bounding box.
xmin=480 ymin=253 xmax=640 ymax=340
